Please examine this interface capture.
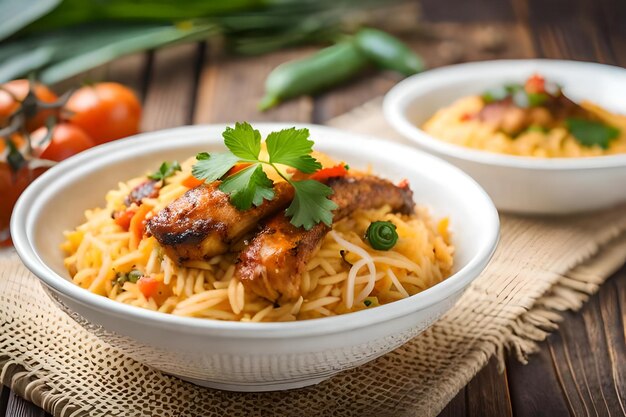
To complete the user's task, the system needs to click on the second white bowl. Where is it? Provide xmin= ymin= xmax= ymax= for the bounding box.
xmin=384 ymin=59 xmax=626 ymax=214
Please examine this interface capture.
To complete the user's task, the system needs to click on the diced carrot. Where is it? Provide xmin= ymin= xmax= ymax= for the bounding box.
xmin=181 ymin=175 xmax=204 ymax=188
xmin=129 ymin=203 xmax=153 ymax=250
xmin=310 ymin=164 xmax=349 ymax=181
xmin=114 ymin=208 xmax=136 ymax=230
xmin=137 ymin=276 xmax=159 ymax=299
xmin=226 ymin=163 xmax=251 ymax=176
xmin=181 ymin=163 xmax=252 ymax=188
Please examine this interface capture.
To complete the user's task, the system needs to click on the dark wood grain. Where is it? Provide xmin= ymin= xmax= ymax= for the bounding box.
xmin=6 ymin=392 xmax=46 ymax=417
xmin=506 ymin=268 xmax=626 ymax=417
xmin=437 ymin=389 xmax=467 ymax=417
xmin=467 ymin=357 xmax=513 ymax=417
xmin=193 ymin=47 xmax=314 ymax=124
xmin=421 ymin=0 xmax=516 ymax=22
xmin=141 ymin=43 xmax=201 ymax=131
xmin=0 ymin=386 xmax=8 ymax=417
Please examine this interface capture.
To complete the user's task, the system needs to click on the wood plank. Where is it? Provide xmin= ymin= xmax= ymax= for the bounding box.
xmin=524 ymin=0 xmax=615 ymax=64
xmin=6 ymin=391 xmax=46 ymax=417
xmin=437 ymin=388 xmax=467 ymax=417
xmin=312 ymin=70 xmax=399 ymax=124
xmin=604 ymin=269 xmax=626 ymax=414
xmin=421 ymin=0 xmax=516 ymax=22
xmin=141 ymin=43 xmax=201 ymax=131
xmin=596 ymin=0 xmax=626 ymax=66
xmin=416 ymin=22 xmax=534 ymax=67
xmin=507 ymin=268 xmax=626 ymax=417
xmin=0 ymin=385 xmax=9 ymax=416
xmin=194 ymin=47 xmax=313 ymax=124
xmin=506 ymin=340 xmax=572 ymax=416
xmin=466 ymin=357 xmax=513 ymax=417
xmin=105 ymin=52 xmax=150 ymax=103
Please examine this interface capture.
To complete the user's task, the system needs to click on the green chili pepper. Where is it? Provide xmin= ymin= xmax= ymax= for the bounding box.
xmin=354 ymin=28 xmax=424 ymax=76
xmin=259 ymin=41 xmax=368 ymax=111
xmin=365 ymin=221 xmax=398 ymax=251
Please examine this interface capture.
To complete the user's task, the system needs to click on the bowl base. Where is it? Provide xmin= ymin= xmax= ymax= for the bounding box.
xmin=170 ymin=372 xmax=332 ymax=392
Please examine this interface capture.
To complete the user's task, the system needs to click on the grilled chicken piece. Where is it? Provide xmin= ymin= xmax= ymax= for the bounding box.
xmin=146 ymin=181 xmax=294 ymax=264
xmin=477 ymin=94 xmax=588 ymax=136
xmin=124 ymin=179 xmax=160 ymax=206
xmin=236 ymin=175 xmax=414 ymax=302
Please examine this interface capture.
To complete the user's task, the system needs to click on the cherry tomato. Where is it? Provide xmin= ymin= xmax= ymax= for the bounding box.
xmin=0 ymin=134 xmax=40 ymax=245
xmin=65 ymin=82 xmax=141 ymax=144
xmin=0 ymin=79 xmax=58 ymax=131
xmin=31 ymin=123 xmax=95 ymax=162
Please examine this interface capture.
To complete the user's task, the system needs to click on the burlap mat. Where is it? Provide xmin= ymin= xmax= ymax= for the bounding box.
xmin=2 ymin=98 xmax=626 ymax=417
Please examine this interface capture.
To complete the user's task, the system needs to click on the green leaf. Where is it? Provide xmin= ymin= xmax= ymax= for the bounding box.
xmin=38 ymin=23 xmax=218 ymax=84
xmin=0 ymin=46 xmax=56 ymax=83
xmin=527 ymin=92 xmax=548 ymax=107
xmin=285 ymin=180 xmax=337 ymax=230
xmin=266 ymin=127 xmax=322 ymax=173
xmin=191 ymin=151 xmax=239 ymax=183
xmin=0 ymin=0 xmax=61 ymax=41
xmin=148 ymin=160 xmax=181 ymax=182
xmin=219 ymin=164 xmax=275 ymax=210
xmin=565 ymin=118 xmax=620 ymax=149
xmin=222 ymin=122 xmax=261 ymax=161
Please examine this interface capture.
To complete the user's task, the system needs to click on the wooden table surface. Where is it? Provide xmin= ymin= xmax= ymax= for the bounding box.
xmin=2 ymin=0 xmax=625 ymax=415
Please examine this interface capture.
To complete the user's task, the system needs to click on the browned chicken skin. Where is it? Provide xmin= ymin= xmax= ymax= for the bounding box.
xmin=146 ymin=181 xmax=294 ymax=264
xmin=236 ymin=175 xmax=415 ymax=302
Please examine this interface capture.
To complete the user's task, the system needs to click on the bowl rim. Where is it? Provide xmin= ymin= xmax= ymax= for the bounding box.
xmin=11 ymin=123 xmax=499 ymax=338
xmin=383 ymin=58 xmax=626 ymax=170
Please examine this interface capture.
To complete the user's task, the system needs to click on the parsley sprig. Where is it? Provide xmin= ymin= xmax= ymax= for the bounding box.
xmin=148 ymin=160 xmax=181 ymax=183
xmin=565 ymin=118 xmax=620 ymax=149
xmin=192 ymin=122 xmax=337 ymax=230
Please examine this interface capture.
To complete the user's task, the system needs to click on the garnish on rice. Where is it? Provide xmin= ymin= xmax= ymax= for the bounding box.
xmin=62 ymin=122 xmax=454 ymax=322
xmin=191 ymin=122 xmax=338 ymax=230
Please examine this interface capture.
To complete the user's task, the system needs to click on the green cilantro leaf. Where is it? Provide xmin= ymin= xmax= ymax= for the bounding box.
xmin=223 ymin=122 xmax=262 ymax=161
xmin=219 ymin=164 xmax=275 ymax=210
xmin=565 ymin=118 xmax=620 ymax=149
xmin=191 ymin=123 xmax=339 ymax=229
xmin=148 ymin=160 xmax=181 ymax=183
xmin=191 ymin=151 xmax=239 ymax=183
xmin=266 ymin=127 xmax=322 ymax=174
xmin=285 ymin=180 xmax=337 ymax=229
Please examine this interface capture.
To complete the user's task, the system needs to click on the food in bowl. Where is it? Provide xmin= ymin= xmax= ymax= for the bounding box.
xmin=423 ymin=74 xmax=626 ymax=157
xmin=62 ymin=123 xmax=454 ymax=322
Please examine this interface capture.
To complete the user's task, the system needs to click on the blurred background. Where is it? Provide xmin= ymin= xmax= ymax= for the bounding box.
xmin=0 ymin=0 xmax=624 ymax=242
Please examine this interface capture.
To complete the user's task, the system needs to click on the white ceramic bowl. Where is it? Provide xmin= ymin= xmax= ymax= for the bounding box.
xmin=11 ymin=124 xmax=499 ymax=392
xmin=384 ymin=59 xmax=626 ymax=214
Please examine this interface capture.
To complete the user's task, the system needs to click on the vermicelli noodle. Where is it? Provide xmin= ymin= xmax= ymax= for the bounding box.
xmin=62 ymin=157 xmax=454 ymax=322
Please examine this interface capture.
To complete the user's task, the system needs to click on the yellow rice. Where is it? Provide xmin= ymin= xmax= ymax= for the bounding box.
xmin=423 ymin=96 xmax=626 ymax=157
xmin=62 ymin=158 xmax=454 ymax=322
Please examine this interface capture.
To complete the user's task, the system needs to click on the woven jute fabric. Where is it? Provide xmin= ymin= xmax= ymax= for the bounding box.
xmin=2 ymin=99 xmax=626 ymax=417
